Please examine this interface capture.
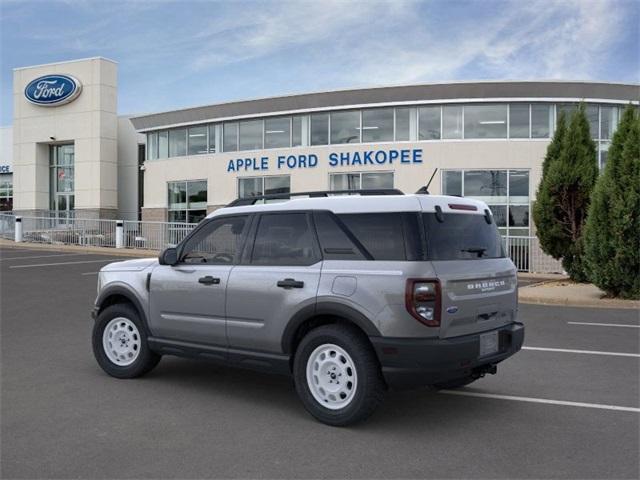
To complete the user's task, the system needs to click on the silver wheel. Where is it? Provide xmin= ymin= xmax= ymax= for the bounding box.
xmin=306 ymin=343 xmax=358 ymax=410
xmin=102 ymin=317 xmax=141 ymax=366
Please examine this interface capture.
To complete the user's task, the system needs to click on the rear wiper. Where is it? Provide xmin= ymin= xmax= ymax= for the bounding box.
xmin=461 ymin=247 xmax=487 ymax=257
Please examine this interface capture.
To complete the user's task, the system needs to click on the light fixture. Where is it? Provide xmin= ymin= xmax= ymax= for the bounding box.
xmin=479 ymin=121 xmax=505 ymax=125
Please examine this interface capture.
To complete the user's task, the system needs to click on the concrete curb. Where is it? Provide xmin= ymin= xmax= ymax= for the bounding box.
xmin=0 ymin=239 xmax=158 ymax=258
xmin=519 ymin=286 xmax=640 ymax=310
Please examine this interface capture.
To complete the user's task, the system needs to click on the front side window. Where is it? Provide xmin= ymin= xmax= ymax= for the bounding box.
xmin=223 ymin=122 xmax=238 ymax=152
xmin=423 ymin=212 xmax=505 ymax=260
xmin=464 ymin=104 xmax=507 ymax=139
xmin=442 ymin=105 xmax=463 ymax=139
xmin=265 ymin=117 xmax=291 ymax=149
xmin=419 ymin=106 xmax=441 ymax=140
xmin=238 ymin=176 xmax=290 ymax=199
xmin=310 ymin=113 xmax=329 ymax=145
xmin=187 ymin=126 xmax=208 ymax=155
xmin=362 ymin=108 xmax=393 ymax=142
xmin=182 ymin=215 xmax=248 ymax=264
xmin=168 ymin=180 xmax=207 ymax=223
xmin=251 ymin=213 xmax=319 ymax=266
xmin=169 ymin=128 xmax=187 ymax=157
xmin=331 ymin=111 xmax=360 ymax=144
xmin=395 ymin=107 xmax=411 ymax=141
xmin=509 ymin=104 xmax=529 ymax=138
xmin=239 ymin=120 xmax=263 ymax=150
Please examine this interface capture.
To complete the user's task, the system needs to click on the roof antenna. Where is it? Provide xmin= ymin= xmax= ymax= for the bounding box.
xmin=416 ymin=168 xmax=438 ymax=195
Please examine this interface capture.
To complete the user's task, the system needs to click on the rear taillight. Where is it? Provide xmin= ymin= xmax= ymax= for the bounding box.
xmin=405 ymin=279 xmax=441 ymax=327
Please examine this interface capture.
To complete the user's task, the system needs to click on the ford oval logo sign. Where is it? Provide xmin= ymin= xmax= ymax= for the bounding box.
xmin=24 ymin=74 xmax=82 ymax=106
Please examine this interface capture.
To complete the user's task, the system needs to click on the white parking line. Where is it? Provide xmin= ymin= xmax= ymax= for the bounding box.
xmin=439 ymin=390 xmax=640 ymax=413
xmin=523 ymin=346 xmax=640 ymax=358
xmin=0 ymin=253 xmax=88 ymax=261
xmin=10 ymin=259 xmax=120 ymax=269
xmin=568 ymin=321 xmax=640 ymax=329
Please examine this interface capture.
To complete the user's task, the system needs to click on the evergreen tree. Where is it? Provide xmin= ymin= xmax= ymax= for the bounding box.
xmin=584 ymin=106 xmax=640 ymax=298
xmin=533 ymin=104 xmax=598 ymax=281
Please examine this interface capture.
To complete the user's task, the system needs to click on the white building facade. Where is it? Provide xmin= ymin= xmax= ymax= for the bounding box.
xmin=4 ymin=57 xmax=638 ymax=240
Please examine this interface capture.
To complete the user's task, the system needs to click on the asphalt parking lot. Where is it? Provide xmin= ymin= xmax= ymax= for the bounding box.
xmin=1 ymin=245 xmax=638 ymax=479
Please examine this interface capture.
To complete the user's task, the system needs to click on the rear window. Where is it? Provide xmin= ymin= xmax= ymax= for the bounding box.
xmin=423 ymin=212 xmax=505 ymax=260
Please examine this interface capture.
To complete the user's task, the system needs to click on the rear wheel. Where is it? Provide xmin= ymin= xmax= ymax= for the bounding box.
xmin=293 ymin=324 xmax=385 ymax=426
xmin=92 ymin=303 xmax=160 ymax=379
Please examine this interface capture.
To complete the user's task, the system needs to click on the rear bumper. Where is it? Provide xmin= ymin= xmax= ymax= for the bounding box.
xmin=370 ymin=322 xmax=524 ymax=390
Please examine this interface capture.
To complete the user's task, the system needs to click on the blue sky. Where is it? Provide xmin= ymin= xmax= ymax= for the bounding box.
xmin=1 ymin=0 xmax=638 ymax=126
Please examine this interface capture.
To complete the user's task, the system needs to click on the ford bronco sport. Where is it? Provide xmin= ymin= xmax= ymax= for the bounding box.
xmin=92 ymin=190 xmax=524 ymax=426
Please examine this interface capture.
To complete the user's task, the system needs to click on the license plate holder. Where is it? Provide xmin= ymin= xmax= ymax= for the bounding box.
xmin=479 ymin=331 xmax=499 ymax=357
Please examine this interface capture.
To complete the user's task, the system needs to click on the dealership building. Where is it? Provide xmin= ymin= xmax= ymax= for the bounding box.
xmin=4 ymin=57 xmax=638 ymax=239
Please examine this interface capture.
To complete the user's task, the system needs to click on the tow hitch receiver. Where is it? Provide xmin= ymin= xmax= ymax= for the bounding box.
xmin=472 ymin=364 xmax=497 ymax=379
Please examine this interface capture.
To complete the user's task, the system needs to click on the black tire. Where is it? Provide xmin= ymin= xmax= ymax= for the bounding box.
xmin=293 ymin=324 xmax=385 ymax=426
xmin=433 ymin=376 xmax=477 ymax=390
xmin=92 ymin=303 xmax=161 ymax=379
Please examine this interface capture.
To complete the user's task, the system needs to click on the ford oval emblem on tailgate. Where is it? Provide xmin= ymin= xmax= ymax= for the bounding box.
xmin=446 ymin=306 xmax=459 ymax=314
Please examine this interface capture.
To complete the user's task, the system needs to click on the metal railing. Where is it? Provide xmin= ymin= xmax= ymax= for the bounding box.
xmin=122 ymin=220 xmax=197 ymax=251
xmin=503 ymin=235 xmax=564 ymax=274
xmin=0 ymin=213 xmax=15 ymax=240
xmin=20 ymin=216 xmax=118 ymax=247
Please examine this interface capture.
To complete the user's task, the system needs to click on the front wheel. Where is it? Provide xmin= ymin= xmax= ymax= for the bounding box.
xmin=293 ymin=324 xmax=385 ymax=426
xmin=92 ymin=303 xmax=160 ymax=379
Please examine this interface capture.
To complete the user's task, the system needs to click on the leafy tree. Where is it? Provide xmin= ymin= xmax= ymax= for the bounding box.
xmin=533 ymin=105 xmax=598 ymax=281
xmin=584 ymin=106 xmax=640 ymax=298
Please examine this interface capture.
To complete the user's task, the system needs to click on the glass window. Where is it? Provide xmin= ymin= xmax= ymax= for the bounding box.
xmin=0 ymin=172 xmax=12 ymax=211
xmin=187 ymin=126 xmax=208 ymax=155
xmin=310 ymin=113 xmax=329 ymax=145
xmin=251 ymin=213 xmax=319 ymax=266
xmin=362 ymin=172 xmax=393 ymax=189
xmin=395 ymin=107 xmax=411 ymax=141
xmin=169 ymin=129 xmax=187 ymax=157
xmin=599 ymin=142 xmax=610 ymax=170
xmin=264 ymin=176 xmax=290 ymax=195
xmin=419 ymin=106 xmax=441 ymax=140
xmin=509 ymin=104 xmax=529 ymax=138
xmin=338 ymin=213 xmax=406 ymax=261
xmin=586 ymin=105 xmax=599 ymax=139
xmin=292 ymin=116 xmax=303 ymax=147
xmin=442 ymin=105 xmax=463 ymax=139
xmin=557 ymin=103 xmax=577 ymax=120
xmin=238 ymin=176 xmax=290 ymax=199
xmin=238 ymin=177 xmax=262 ymax=198
xmin=313 ymin=211 xmax=366 ymax=260
xmin=443 ymin=170 xmax=462 ymax=196
xmin=362 ymin=108 xmax=393 ymax=142
xmin=49 ymin=144 xmax=75 ymax=217
xmin=158 ymin=131 xmax=168 ymax=159
xmin=182 ymin=216 xmax=248 ymax=265
xmin=168 ymin=180 xmax=207 ymax=224
xmin=463 ymin=170 xmax=507 ymax=202
xmin=464 ymin=104 xmax=507 ymax=139
xmin=223 ymin=122 xmax=238 ymax=152
xmin=330 ymin=110 xmax=360 ymax=144
xmin=423 ymin=213 xmax=505 ymax=260
xmin=239 ymin=120 xmax=263 ymax=150
xmin=509 ymin=170 xmax=529 ymax=202
xmin=147 ymin=132 xmax=158 ymax=160
xmin=531 ymin=104 xmax=552 ymax=138
xmin=330 ymin=173 xmax=360 ymax=191
xmin=488 ymin=205 xmax=507 ymax=227
xmin=508 ymin=205 xmax=529 ymax=228
xmin=208 ymin=124 xmax=216 ymax=153
xmin=264 ymin=117 xmax=291 ymax=149
xmin=600 ymin=106 xmax=619 ymax=140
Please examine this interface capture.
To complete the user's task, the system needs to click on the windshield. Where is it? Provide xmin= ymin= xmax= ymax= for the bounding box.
xmin=423 ymin=212 xmax=505 ymax=260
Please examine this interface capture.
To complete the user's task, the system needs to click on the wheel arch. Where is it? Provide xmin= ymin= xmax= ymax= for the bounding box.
xmin=282 ymin=302 xmax=381 ymax=357
xmin=95 ymin=285 xmax=150 ymax=333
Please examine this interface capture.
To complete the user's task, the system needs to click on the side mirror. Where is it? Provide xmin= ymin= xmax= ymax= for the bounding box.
xmin=159 ymin=247 xmax=178 ymax=266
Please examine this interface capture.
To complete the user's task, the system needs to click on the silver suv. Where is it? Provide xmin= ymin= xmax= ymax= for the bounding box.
xmin=92 ymin=190 xmax=524 ymax=426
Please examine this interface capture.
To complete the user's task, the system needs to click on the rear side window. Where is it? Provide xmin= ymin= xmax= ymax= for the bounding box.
xmin=336 ymin=213 xmax=421 ymax=261
xmin=423 ymin=213 xmax=505 ymax=260
xmin=251 ymin=213 xmax=320 ymax=266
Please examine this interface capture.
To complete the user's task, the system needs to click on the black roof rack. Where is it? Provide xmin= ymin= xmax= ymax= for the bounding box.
xmin=226 ymin=188 xmax=404 ymax=207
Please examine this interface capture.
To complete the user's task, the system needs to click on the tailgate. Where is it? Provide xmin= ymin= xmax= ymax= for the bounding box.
xmin=432 ymin=258 xmax=517 ymax=338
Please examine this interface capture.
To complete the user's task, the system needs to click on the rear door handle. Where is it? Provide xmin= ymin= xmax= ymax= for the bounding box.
xmin=198 ymin=276 xmax=220 ymax=285
xmin=277 ymin=278 xmax=304 ymax=289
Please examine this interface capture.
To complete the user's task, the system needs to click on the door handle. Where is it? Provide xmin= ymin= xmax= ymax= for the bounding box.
xmin=198 ymin=276 xmax=220 ymax=285
xmin=277 ymin=278 xmax=304 ymax=289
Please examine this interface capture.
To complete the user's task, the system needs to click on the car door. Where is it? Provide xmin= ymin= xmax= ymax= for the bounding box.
xmin=226 ymin=211 xmax=322 ymax=353
xmin=148 ymin=214 xmax=250 ymax=347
